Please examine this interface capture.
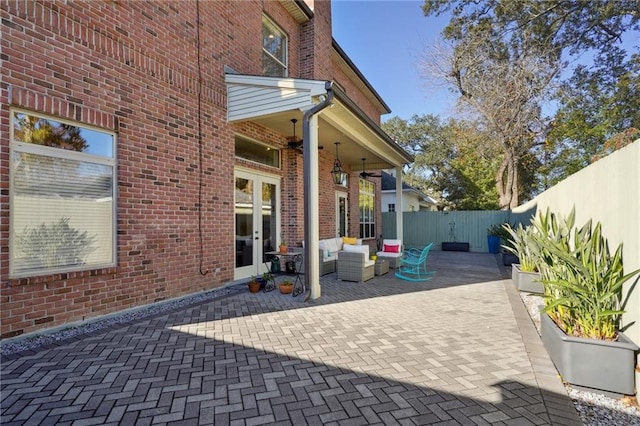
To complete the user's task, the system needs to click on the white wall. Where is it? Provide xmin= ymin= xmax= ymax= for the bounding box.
xmin=381 ymin=192 xmax=420 ymax=212
xmin=515 ymin=139 xmax=640 ymax=387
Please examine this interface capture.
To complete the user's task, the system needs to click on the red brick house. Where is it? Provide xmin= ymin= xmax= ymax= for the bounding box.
xmin=0 ymin=0 xmax=412 ymax=339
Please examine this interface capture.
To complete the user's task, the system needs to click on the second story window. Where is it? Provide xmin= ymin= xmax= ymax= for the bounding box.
xmin=262 ymin=16 xmax=287 ymax=77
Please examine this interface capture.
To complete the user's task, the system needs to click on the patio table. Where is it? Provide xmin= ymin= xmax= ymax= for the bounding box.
xmin=264 ymin=250 xmax=305 ymax=296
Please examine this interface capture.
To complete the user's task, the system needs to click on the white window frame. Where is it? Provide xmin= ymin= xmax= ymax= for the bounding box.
xmin=234 ymin=134 xmax=280 ymax=168
xmin=359 ymin=178 xmax=376 ymax=239
xmin=9 ymin=108 xmax=117 ymax=278
xmin=262 ymin=15 xmax=288 ymax=77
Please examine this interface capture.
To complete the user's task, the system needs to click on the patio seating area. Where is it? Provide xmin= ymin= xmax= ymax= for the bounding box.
xmin=1 ymin=251 xmax=587 ymax=425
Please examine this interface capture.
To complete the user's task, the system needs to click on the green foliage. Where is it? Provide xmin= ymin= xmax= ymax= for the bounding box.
xmin=422 ymin=1 xmax=639 ymax=60
xmin=543 ymin=52 xmax=640 ymax=185
xmin=529 ymin=208 xmax=639 ymax=340
xmin=16 ymin=217 xmax=98 ymax=270
xmin=486 ymin=222 xmax=517 ymax=249
xmin=422 ymin=0 xmax=638 ymax=198
xmin=502 ymin=224 xmax=538 ymax=272
xmin=486 ymin=223 xmax=504 ymax=237
xmin=13 ymin=113 xmax=89 ymax=151
xmin=382 ymin=115 xmax=505 ymax=210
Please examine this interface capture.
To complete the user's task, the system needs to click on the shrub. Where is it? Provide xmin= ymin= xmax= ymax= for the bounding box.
xmin=530 ymin=208 xmax=639 ymax=340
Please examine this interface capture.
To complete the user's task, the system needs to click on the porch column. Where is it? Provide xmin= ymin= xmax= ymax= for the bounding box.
xmin=304 ymin=114 xmax=321 ymax=300
xmin=395 ymin=166 xmax=403 ymax=242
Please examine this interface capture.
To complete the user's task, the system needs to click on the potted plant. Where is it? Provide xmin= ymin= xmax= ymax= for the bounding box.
xmin=491 ymin=222 xmax=519 ymax=265
xmin=279 ymin=279 xmax=293 ymax=294
xmin=247 ymin=276 xmax=261 ymax=293
xmin=503 ymin=223 xmax=543 ymax=293
xmin=261 ymin=271 xmax=273 ymax=289
xmin=441 ymin=221 xmax=470 ymax=252
xmin=486 ymin=224 xmax=502 ymax=254
xmin=531 ymin=208 xmax=640 ymax=395
xmin=279 ymin=241 xmax=287 ymax=254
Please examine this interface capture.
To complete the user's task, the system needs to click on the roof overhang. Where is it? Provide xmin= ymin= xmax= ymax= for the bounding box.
xmin=225 ymin=73 xmax=413 ymax=170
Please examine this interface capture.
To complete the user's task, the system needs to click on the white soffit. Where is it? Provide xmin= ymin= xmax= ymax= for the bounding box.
xmin=226 ymin=74 xmax=328 ymax=122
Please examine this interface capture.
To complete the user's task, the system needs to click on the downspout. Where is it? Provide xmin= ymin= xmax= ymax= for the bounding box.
xmin=302 ymin=81 xmax=334 ymax=300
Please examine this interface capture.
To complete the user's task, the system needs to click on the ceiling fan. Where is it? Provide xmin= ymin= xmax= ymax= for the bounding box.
xmin=287 ymin=119 xmax=303 ymax=151
xmin=360 ymin=158 xmax=381 ymax=178
xmin=286 ymin=118 xmax=322 ymax=153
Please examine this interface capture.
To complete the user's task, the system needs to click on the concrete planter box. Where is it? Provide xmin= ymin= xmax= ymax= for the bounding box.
xmin=540 ymin=312 xmax=639 ymax=396
xmin=442 ymin=242 xmax=470 ymax=252
xmin=511 ymin=264 xmax=543 ymax=294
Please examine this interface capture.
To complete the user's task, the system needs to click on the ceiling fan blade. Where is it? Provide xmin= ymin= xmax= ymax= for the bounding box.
xmin=360 ymin=158 xmax=381 ymax=178
xmin=287 ymin=140 xmax=303 ymax=149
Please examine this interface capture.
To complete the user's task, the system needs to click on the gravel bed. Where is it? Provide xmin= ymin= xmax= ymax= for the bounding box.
xmin=520 ymin=292 xmax=640 ymax=425
xmin=0 ymin=284 xmax=241 ymax=357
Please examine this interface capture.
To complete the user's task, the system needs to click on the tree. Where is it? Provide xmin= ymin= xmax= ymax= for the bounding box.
xmin=543 ymin=50 xmax=640 ymax=185
xmin=14 ymin=113 xmax=88 ymax=151
xmin=382 ymin=115 xmax=505 ymax=210
xmin=422 ymin=0 xmax=640 ymax=193
xmin=423 ymin=1 xmax=639 ymax=63
xmin=420 ymin=26 xmax=557 ymax=209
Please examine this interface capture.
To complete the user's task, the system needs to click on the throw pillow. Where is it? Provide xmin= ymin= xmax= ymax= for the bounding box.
xmin=342 ymin=236 xmax=357 ymax=245
xmin=384 ymin=244 xmax=400 ymax=253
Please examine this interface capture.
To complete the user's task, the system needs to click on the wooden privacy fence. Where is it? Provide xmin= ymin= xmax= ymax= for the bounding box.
xmin=381 ymin=210 xmax=534 ymax=252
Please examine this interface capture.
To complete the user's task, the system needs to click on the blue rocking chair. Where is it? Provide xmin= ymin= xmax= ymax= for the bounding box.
xmin=395 ymin=242 xmax=435 ymax=282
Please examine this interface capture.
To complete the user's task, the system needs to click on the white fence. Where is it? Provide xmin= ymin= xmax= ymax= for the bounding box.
xmin=514 ymin=139 xmax=640 ymax=386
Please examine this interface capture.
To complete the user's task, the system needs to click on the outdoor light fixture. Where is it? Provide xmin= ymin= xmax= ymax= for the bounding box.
xmin=331 ymin=142 xmax=347 ymax=185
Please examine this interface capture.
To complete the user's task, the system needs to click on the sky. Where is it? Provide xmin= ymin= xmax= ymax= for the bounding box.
xmin=331 ymin=1 xmax=454 ymax=121
xmin=332 ymin=1 xmax=639 ymax=123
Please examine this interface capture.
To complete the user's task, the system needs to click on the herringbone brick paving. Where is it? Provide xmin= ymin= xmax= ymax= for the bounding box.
xmin=1 ymin=252 xmax=582 ymax=425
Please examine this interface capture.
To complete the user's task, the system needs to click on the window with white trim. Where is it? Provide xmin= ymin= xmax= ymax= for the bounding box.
xmin=262 ymin=16 xmax=287 ymax=77
xmin=235 ymin=135 xmax=280 ymax=168
xmin=10 ymin=109 xmax=116 ymax=278
xmin=388 ymin=203 xmax=395 ymax=212
xmin=359 ymin=178 xmax=375 ymax=239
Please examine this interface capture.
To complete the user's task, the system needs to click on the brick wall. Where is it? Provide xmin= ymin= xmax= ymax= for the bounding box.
xmin=0 ymin=0 xmax=303 ymax=339
xmin=0 ymin=0 xmax=384 ymax=339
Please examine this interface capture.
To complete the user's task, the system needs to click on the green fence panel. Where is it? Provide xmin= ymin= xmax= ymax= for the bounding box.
xmin=382 ymin=210 xmax=534 ymax=252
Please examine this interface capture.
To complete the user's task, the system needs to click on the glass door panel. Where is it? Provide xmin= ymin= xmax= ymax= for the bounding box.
xmin=336 ymin=192 xmax=348 ymax=238
xmin=235 ymin=169 xmax=280 ymax=281
xmin=261 ymin=181 xmax=277 ymax=261
xmin=235 ymin=176 xmax=255 ymax=270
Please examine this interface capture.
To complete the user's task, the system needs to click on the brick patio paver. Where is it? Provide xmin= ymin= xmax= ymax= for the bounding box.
xmin=1 ymin=252 xmax=583 ymax=425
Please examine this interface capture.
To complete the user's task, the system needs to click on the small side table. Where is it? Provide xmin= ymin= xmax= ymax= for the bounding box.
xmin=374 ymin=259 xmax=389 ymax=276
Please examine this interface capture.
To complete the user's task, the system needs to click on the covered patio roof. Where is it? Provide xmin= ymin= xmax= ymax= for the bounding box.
xmin=225 ymin=73 xmax=413 ymax=170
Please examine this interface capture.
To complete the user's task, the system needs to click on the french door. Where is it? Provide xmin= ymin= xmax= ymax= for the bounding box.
xmin=234 ymin=169 xmax=280 ymax=280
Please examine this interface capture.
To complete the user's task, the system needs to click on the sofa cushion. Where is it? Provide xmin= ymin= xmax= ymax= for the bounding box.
xmin=325 ymin=238 xmax=338 ymax=254
xmin=344 ymin=243 xmax=369 ymax=256
xmin=377 ymin=250 xmax=402 ymax=258
xmin=342 ymin=236 xmax=357 ymax=245
xmin=382 ymin=239 xmax=402 ymax=248
xmin=383 ymin=243 xmax=400 ymax=253
xmin=378 ymin=239 xmax=401 ymax=258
